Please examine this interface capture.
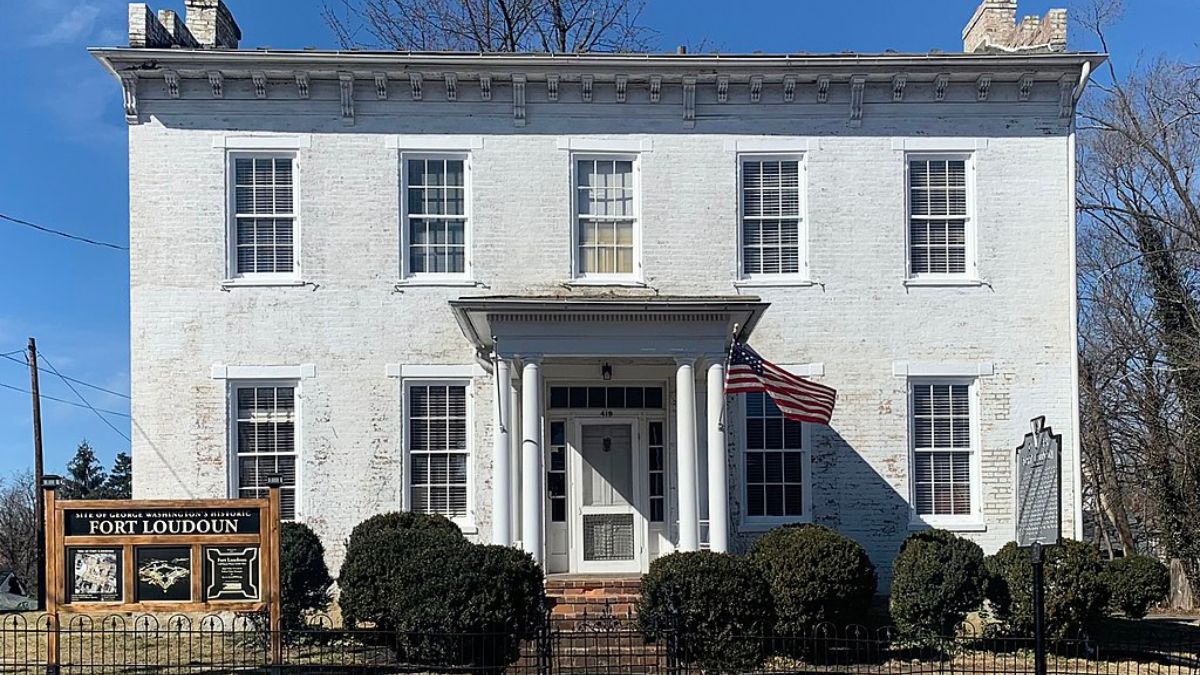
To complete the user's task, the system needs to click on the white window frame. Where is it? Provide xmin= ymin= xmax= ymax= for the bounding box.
xmin=903 ymin=153 xmax=978 ymax=284
xmin=226 ymin=379 xmax=303 ymax=520
xmin=225 ymin=151 xmax=302 ymax=285
xmin=736 ymin=153 xmax=810 ymax=282
xmin=737 ymin=392 xmax=813 ymax=531
xmin=401 ymin=377 xmax=476 ymax=531
xmin=569 ymin=153 xmax=643 ymax=283
xmin=907 ymin=377 xmax=985 ymax=531
xmin=400 ymin=152 xmax=474 ymax=282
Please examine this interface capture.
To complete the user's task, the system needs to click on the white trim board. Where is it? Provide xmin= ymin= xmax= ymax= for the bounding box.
xmin=556 ymin=137 xmax=653 ymax=153
xmin=211 ymin=364 xmax=317 ymax=380
xmin=213 ymin=135 xmax=311 ymax=149
xmin=892 ymin=138 xmax=989 ymax=151
xmin=724 ymin=138 xmax=815 ymax=153
xmin=892 ymin=361 xmax=994 ymax=378
xmin=386 ymin=135 xmax=484 ymax=150
xmin=386 ymin=364 xmax=487 ymax=379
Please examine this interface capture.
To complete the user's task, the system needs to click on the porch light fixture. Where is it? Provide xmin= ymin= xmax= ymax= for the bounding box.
xmin=602 ymin=362 xmax=613 ymax=381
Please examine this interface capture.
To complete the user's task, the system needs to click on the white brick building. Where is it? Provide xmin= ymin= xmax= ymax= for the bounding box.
xmin=95 ymin=0 xmax=1103 ymax=582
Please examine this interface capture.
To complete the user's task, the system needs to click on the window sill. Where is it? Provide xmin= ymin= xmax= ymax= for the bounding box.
xmin=909 ymin=517 xmax=987 ymax=533
xmin=221 ymin=278 xmax=307 ymax=289
xmin=563 ymin=278 xmax=648 ymax=288
xmin=740 ymin=517 xmax=812 ymax=532
xmin=394 ymin=278 xmax=485 ymax=288
xmin=734 ymin=278 xmax=817 ymax=289
xmin=903 ymin=277 xmax=986 ymax=288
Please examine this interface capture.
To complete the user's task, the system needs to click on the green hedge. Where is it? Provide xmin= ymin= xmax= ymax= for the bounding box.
xmin=638 ymin=551 xmax=774 ymax=673
xmin=889 ymin=529 xmax=986 ymax=637
xmin=749 ymin=524 xmax=877 ymax=634
xmin=279 ymin=522 xmax=333 ymax=630
xmin=1102 ymin=555 xmax=1169 ymax=619
xmin=338 ymin=512 xmax=544 ymax=671
xmin=984 ymin=540 xmax=1109 ymax=638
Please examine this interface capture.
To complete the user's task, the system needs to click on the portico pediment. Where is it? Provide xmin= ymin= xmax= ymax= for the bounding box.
xmin=449 ymin=296 xmax=769 ymax=360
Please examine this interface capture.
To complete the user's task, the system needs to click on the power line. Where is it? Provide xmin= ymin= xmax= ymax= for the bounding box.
xmin=36 ymin=350 xmax=131 ymax=442
xmin=0 ymin=381 xmax=130 ymax=418
xmin=0 ymin=352 xmax=131 ymax=399
xmin=0 ymin=212 xmax=128 ymax=252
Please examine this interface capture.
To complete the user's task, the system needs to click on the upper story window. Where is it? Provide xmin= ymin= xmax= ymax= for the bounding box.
xmin=741 ymin=157 xmax=805 ymax=277
xmin=743 ymin=391 xmax=809 ymax=525
xmin=232 ymin=383 xmax=298 ymax=520
xmin=574 ymin=157 xmax=638 ymax=279
xmin=231 ymin=155 xmax=295 ymax=278
xmin=908 ymin=157 xmax=973 ymax=278
xmin=404 ymin=156 xmax=469 ymax=278
xmin=910 ymin=381 xmax=977 ymax=519
xmin=406 ymin=382 xmax=471 ymax=523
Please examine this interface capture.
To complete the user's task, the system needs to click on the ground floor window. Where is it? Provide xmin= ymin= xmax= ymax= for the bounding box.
xmin=911 ymin=381 xmax=975 ymax=517
xmin=407 ymin=382 xmax=471 ymax=520
xmin=743 ymin=391 xmax=807 ymax=521
xmin=232 ymin=383 xmax=298 ymax=520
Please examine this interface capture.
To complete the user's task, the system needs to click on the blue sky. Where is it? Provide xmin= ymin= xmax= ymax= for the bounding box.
xmin=0 ymin=0 xmax=1196 ymax=478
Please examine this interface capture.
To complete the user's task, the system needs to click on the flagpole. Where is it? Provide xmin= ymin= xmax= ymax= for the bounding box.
xmin=719 ymin=323 xmax=740 ymax=431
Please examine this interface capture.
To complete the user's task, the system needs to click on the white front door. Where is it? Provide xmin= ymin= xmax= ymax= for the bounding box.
xmin=570 ymin=419 xmax=645 ymax=573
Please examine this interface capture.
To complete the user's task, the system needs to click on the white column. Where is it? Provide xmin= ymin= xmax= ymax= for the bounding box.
xmin=492 ymin=358 xmax=512 ymax=546
xmin=706 ymin=360 xmax=729 ymax=553
xmin=520 ymin=358 xmax=544 ymax=565
xmin=509 ymin=375 xmax=521 ymax=545
xmin=676 ymin=357 xmax=700 ymax=552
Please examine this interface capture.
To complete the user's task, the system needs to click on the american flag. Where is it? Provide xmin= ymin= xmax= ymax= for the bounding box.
xmin=725 ymin=342 xmax=837 ymax=425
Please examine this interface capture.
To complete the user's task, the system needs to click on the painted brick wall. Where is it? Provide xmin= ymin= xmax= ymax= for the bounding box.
xmin=128 ymin=78 xmax=1077 ymax=583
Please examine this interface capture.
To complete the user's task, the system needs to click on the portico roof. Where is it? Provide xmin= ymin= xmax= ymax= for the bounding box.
xmin=450 ymin=296 xmax=769 ymax=360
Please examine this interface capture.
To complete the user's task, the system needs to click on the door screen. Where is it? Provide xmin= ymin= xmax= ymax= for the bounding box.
xmin=580 ymin=425 xmax=635 ymax=561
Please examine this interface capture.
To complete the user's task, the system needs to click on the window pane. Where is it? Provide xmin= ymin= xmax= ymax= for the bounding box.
xmin=234 ymin=385 xmax=298 ymax=519
xmin=912 ymin=382 xmax=974 ymax=516
xmin=408 ymin=383 xmax=470 ymax=520
xmin=743 ymin=392 xmax=806 ymax=520
xmin=909 ymin=159 xmax=968 ymax=276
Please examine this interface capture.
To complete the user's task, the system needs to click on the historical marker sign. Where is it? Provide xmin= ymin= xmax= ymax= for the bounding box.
xmin=1016 ymin=416 xmax=1062 ymax=548
xmin=65 ymin=508 xmax=260 ymax=537
xmin=45 ymin=490 xmax=279 ymax=615
xmin=67 ymin=548 xmax=123 ymax=603
xmin=204 ymin=546 xmax=261 ymax=601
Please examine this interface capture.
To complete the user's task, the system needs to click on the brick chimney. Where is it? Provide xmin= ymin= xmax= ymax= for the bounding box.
xmin=963 ymin=0 xmax=1067 ymax=53
xmin=184 ymin=0 xmax=241 ymax=49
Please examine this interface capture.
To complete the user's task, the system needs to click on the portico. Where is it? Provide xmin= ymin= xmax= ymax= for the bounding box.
xmin=450 ymin=296 xmax=768 ymax=572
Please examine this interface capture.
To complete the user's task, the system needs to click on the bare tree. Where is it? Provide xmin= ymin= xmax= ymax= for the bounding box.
xmin=0 ymin=471 xmax=37 ymax=600
xmin=1075 ymin=0 xmax=1200 ymax=598
xmin=323 ymin=0 xmax=657 ymax=52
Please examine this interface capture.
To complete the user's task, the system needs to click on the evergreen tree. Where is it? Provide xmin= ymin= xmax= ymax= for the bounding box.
xmin=61 ymin=441 xmax=107 ymax=500
xmin=97 ymin=452 xmax=132 ymax=499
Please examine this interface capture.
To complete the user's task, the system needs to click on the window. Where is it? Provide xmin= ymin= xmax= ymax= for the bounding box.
xmin=406 ymin=383 xmax=471 ymax=521
xmin=648 ymin=421 xmax=666 ymax=523
xmin=743 ymin=392 xmax=808 ymax=522
xmin=404 ymin=157 xmax=468 ymax=276
xmin=548 ymin=422 xmax=567 ymax=523
xmin=574 ymin=157 xmax=637 ymax=278
xmin=908 ymin=158 xmax=971 ymax=277
xmin=741 ymin=157 xmax=804 ymax=276
xmin=231 ymin=156 xmax=295 ymax=277
xmin=911 ymin=382 xmax=975 ymax=517
xmin=232 ymin=384 xmax=298 ymax=520
xmin=547 ymin=386 xmax=664 ymax=410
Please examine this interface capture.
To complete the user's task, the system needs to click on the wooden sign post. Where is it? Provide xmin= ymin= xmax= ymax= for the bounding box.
xmin=42 ymin=474 xmax=282 ymax=670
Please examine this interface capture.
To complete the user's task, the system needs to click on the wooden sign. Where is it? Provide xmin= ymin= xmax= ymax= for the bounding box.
xmin=1016 ymin=416 xmax=1063 ymax=548
xmin=44 ymin=483 xmax=281 ymax=617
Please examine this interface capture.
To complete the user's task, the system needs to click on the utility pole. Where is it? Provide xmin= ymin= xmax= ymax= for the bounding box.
xmin=28 ymin=337 xmax=46 ymax=611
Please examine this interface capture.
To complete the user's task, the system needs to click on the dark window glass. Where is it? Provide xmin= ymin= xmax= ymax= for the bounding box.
xmin=549 ymin=387 xmax=569 ymax=409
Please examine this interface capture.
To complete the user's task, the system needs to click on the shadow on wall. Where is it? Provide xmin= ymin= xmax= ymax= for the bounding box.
xmin=732 ymin=424 xmax=912 ymax=592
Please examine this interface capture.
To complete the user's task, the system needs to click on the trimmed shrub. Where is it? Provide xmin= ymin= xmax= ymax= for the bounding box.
xmin=338 ymin=516 xmax=544 ymax=672
xmin=984 ymin=540 xmax=1109 ymax=638
xmin=279 ymin=522 xmax=333 ymax=630
xmin=889 ymin=529 xmax=986 ymax=637
xmin=1102 ymin=555 xmax=1169 ymax=619
xmin=749 ymin=524 xmax=877 ymax=633
xmin=345 ymin=511 xmax=461 ymax=549
xmin=639 ymin=551 xmax=774 ymax=673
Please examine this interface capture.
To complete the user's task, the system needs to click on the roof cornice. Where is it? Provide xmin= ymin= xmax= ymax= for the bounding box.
xmin=90 ymin=47 xmax=1106 ymax=75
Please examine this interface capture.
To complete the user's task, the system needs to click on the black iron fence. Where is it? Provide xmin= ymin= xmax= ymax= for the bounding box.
xmin=2 ymin=609 xmax=1198 ymax=674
